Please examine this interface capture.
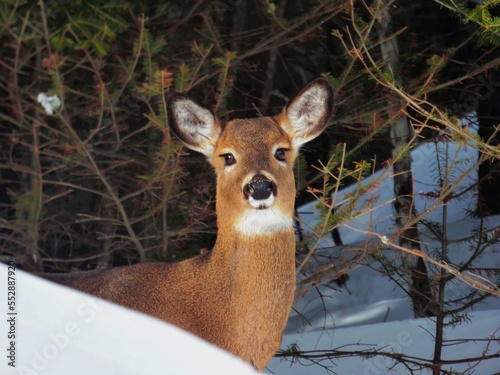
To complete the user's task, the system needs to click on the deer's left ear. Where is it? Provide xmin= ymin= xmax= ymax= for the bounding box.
xmin=167 ymin=93 xmax=222 ymax=158
xmin=277 ymin=77 xmax=334 ymax=150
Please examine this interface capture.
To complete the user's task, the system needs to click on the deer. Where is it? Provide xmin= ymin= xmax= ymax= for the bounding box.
xmin=39 ymin=77 xmax=334 ymax=371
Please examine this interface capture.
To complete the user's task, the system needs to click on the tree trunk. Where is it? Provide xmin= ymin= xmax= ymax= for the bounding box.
xmin=477 ymin=70 xmax=500 ymax=217
xmin=376 ymin=4 xmax=435 ymax=317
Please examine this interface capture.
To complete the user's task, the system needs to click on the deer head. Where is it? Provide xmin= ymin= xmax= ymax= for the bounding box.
xmin=167 ymin=78 xmax=334 ymax=237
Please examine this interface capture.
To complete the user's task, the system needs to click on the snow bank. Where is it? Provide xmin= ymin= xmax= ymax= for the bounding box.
xmin=0 ymin=264 xmax=258 ymax=375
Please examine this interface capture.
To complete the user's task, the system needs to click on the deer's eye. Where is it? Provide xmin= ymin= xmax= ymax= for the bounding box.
xmin=220 ymin=153 xmax=236 ymax=166
xmin=274 ymin=148 xmax=288 ymax=162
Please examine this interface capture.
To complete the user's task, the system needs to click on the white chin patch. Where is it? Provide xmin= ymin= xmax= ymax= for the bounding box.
xmin=235 ymin=207 xmax=293 ymax=235
xmin=248 ymin=195 xmax=275 ymax=209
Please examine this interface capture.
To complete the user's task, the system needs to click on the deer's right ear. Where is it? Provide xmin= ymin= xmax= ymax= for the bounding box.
xmin=277 ymin=77 xmax=334 ymax=151
xmin=167 ymin=94 xmax=221 ymax=157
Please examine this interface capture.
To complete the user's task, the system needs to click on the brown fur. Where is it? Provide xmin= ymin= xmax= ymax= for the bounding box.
xmin=39 ymin=77 xmax=334 ymax=371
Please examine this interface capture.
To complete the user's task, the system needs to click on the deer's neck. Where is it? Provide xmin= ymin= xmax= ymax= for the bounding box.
xmin=210 ymin=228 xmax=296 ymax=363
xmin=210 ymin=228 xmax=296 ymax=335
xmin=214 ymin=219 xmax=296 ymax=284
xmin=212 ymin=227 xmax=296 ymax=273
xmin=213 ymin=195 xmax=297 ymax=276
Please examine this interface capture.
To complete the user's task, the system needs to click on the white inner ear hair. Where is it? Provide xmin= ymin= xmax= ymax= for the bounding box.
xmin=174 ymin=99 xmax=218 ymax=155
xmin=235 ymin=208 xmax=293 ymax=235
xmin=174 ymin=99 xmax=214 ymax=133
xmin=288 ymin=86 xmax=328 ymax=130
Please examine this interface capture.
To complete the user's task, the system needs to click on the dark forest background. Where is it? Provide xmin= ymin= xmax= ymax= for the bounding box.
xmin=1 ymin=0 xmax=499 ymax=372
xmin=0 ymin=0 xmax=499 ymax=331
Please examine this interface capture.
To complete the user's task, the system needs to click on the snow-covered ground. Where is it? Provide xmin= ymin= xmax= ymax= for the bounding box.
xmin=267 ymin=126 xmax=500 ymax=374
xmin=267 ymin=214 xmax=500 ymax=374
xmin=0 ymin=267 xmax=259 ymax=375
xmin=1 ymin=123 xmax=498 ymax=374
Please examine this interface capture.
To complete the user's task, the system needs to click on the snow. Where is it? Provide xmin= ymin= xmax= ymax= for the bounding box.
xmin=269 ymin=309 xmax=499 ymax=375
xmin=0 ymin=268 xmax=258 ymax=375
xmin=267 ymin=214 xmax=500 ymax=374
xmin=1 ymin=122 xmax=499 ymax=374
xmin=266 ymin=124 xmax=500 ymax=374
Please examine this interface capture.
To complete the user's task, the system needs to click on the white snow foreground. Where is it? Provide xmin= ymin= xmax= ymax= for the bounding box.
xmin=0 ymin=264 xmax=258 ymax=375
xmin=2 ymin=122 xmax=499 ymax=375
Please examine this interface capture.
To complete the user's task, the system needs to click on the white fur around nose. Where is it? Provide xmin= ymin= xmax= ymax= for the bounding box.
xmin=248 ymin=195 xmax=275 ymax=209
xmin=235 ymin=207 xmax=293 ymax=235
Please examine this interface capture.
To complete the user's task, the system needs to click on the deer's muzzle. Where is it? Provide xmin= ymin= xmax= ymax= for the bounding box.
xmin=243 ymin=174 xmax=277 ymax=208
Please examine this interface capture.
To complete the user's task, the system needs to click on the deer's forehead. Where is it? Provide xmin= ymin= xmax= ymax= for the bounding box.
xmin=217 ymin=118 xmax=290 ymax=150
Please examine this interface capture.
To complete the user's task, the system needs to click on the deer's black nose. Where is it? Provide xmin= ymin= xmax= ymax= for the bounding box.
xmin=243 ymin=175 xmax=276 ymax=201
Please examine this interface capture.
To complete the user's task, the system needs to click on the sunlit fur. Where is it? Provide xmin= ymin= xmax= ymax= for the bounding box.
xmin=40 ymin=77 xmax=334 ymax=371
xmin=235 ymin=207 xmax=293 ymax=235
